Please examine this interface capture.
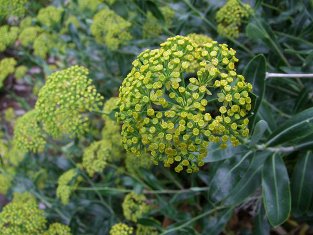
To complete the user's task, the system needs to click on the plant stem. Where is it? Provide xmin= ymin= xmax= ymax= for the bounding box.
xmin=256 ymin=141 xmax=313 ymax=153
xmin=160 ymin=206 xmax=229 ymax=235
xmin=266 ymin=72 xmax=313 ymax=78
xmin=77 ymin=186 xmax=211 ymax=194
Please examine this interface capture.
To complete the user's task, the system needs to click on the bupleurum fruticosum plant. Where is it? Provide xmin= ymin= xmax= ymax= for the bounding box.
xmin=35 ymin=65 xmax=104 ymax=138
xmin=118 ymin=35 xmax=252 ymax=173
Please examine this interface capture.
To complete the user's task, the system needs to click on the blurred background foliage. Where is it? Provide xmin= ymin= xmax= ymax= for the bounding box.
xmin=0 ymin=0 xmax=313 ymax=234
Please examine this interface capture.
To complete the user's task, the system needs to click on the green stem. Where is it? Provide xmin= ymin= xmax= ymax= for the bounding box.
xmin=160 ymin=206 xmax=229 ymax=235
xmin=77 ymin=186 xmax=211 ymax=194
xmin=263 ymin=99 xmax=291 ymax=118
xmin=33 ymin=191 xmax=70 ymax=223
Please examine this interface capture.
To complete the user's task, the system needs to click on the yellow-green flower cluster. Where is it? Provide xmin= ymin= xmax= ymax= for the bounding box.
xmin=0 ymin=25 xmax=19 ymax=52
xmin=136 ymin=225 xmax=158 ymax=235
xmin=102 ymin=97 xmax=124 ymax=161
xmin=37 ymin=6 xmax=64 ymax=27
xmin=0 ymin=173 xmax=12 ymax=194
xmin=0 ymin=0 xmax=27 ymax=17
xmin=122 ymin=192 xmax=150 ymax=222
xmin=125 ymin=154 xmax=154 ymax=176
xmin=118 ymin=35 xmax=252 ymax=173
xmin=13 ymin=110 xmax=46 ymax=153
xmin=143 ymin=6 xmax=175 ymax=38
xmin=216 ymin=0 xmax=253 ymax=38
xmin=77 ymin=0 xmax=103 ymax=12
xmin=19 ymin=26 xmax=42 ymax=46
xmin=110 ymin=223 xmax=133 ymax=235
xmin=91 ymin=8 xmax=132 ymax=50
xmin=35 ymin=66 xmax=104 ymax=138
xmin=44 ymin=223 xmax=72 ymax=235
xmin=0 ymin=192 xmax=46 ymax=235
xmin=82 ymin=140 xmax=110 ymax=176
xmin=14 ymin=65 xmax=28 ymax=79
xmin=19 ymin=16 xmax=33 ymax=29
xmin=61 ymin=16 xmax=80 ymax=33
xmin=83 ymin=98 xmax=125 ymax=176
xmin=0 ymin=58 xmax=16 ymax=88
xmin=187 ymin=33 xmax=212 ymax=45
xmin=3 ymin=141 xmax=26 ymax=167
xmin=33 ymin=33 xmax=55 ymax=58
xmin=4 ymin=107 xmax=15 ymax=122
xmin=56 ymin=168 xmax=80 ymax=205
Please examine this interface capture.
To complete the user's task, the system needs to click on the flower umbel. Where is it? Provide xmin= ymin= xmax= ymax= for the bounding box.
xmin=35 ymin=65 xmax=104 ymax=138
xmin=91 ymin=8 xmax=132 ymax=50
xmin=216 ymin=0 xmax=253 ymax=38
xmin=0 ymin=58 xmax=16 ymax=88
xmin=110 ymin=223 xmax=133 ymax=235
xmin=0 ymin=192 xmax=46 ymax=235
xmin=44 ymin=223 xmax=72 ymax=235
xmin=56 ymin=168 xmax=81 ymax=205
xmin=13 ymin=110 xmax=46 ymax=153
xmin=118 ymin=35 xmax=252 ymax=173
xmin=122 ymin=192 xmax=150 ymax=222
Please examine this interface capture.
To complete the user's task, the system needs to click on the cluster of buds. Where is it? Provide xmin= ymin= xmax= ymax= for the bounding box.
xmin=91 ymin=8 xmax=132 ymax=50
xmin=118 ymin=35 xmax=252 ymax=173
xmin=35 ymin=66 xmax=104 ymax=138
xmin=109 ymin=223 xmax=133 ymax=235
xmin=56 ymin=168 xmax=81 ymax=205
xmin=216 ymin=0 xmax=253 ymax=38
xmin=122 ymin=192 xmax=151 ymax=222
xmin=13 ymin=110 xmax=46 ymax=153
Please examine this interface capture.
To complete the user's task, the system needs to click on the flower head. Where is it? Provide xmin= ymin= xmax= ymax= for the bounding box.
xmin=136 ymin=225 xmax=158 ymax=235
xmin=13 ymin=110 xmax=46 ymax=153
xmin=118 ymin=35 xmax=252 ymax=173
xmin=33 ymin=33 xmax=55 ymax=58
xmin=0 ymin=25 xmax=19 ymax=52
xmin=110 ymin=223 xmax=133 ymax=235
xmin=77 ymin=0 xmax=103 ymax=12
xmin=37 ymin=6 xmax=64 ymax=27
xmin=56 ymin=168 xmax=81 ymax=205
xmin=35 ymin=66 xmax=103 ymax=138
xmin=0 ymin=0 xmax=27 ymax=17
xmin=82 ymin=140 xmax=110 ymax=176
xmin=187 ymin=33 xmax=212 ymax=45
xmin=91 ymin=8 xmax=132 ymax=50
xmin=44 ymin=223 xmax=72 ymax=235
xmin=122 ymin=192 xmax=150 ymax=222
xmin=143 ymin=6 xmax=175 ymax=38
xmin=19 ymin=26 xmax=42 ymax=47
xmin=0 ymin=192 xmax=46 ymax=235
xmin=0 ymin=58 xmax=16 ymax=88
xmin=0 ymin=173 xmax=12 ymax=194
xmin=102 ymin=97 xmax=124 ymax=161
xmin=14 ymin=65 xmax=28 ymax=79
xmin=216 ymin=0 xmax=253 ymax=38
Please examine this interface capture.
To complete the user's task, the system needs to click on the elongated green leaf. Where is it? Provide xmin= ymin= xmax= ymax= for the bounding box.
xmin=204 ymin=142 xmax=246 ymax=162
xmin=266 ymin=107 xmax=313 ymax=146
xmin=291 ymin=151 xmax=313 ymax=217
xmin=224 ymin=151 xmax=271 ymax=206
xmin=203 ymin=208 xmax=234 ymax=235
xmin=243 ymin=54 xmax=266 ymax=129
xmin=208 ymin=152 xmax=253 ymax=202
xmin=246 ymin=22 xmax=266 ymax=40
xmin=262 ymin=154 xmax=291 ymax=226
xmin=253 ymin=204 xmax=270 ymax=235
xmin=250 ymin=120 xmax=269 ymax=146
